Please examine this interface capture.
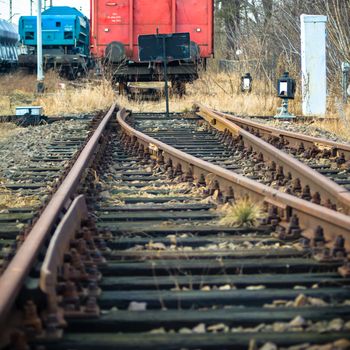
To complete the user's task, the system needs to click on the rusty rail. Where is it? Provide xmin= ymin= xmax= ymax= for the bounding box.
xmin=0 ymin=103 xmax=117 ymax=325
xmin=117 ymin=108 xmax=350 ymax=247
xmin=200 ymin=105 xmax=350 ymax=160
xmin=195 ymin=104 xmax=350 ymax=215
xmin=39 ymin=194 xmax=88 ymax=334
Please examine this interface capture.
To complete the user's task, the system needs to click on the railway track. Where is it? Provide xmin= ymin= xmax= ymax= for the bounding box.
xmin=0 ymin=106 xmax=350 ymax=349
xmin=0 ymin=115 xmax=97 ymax=274
xmin=196 ymin=104 xmax=350 ymax=215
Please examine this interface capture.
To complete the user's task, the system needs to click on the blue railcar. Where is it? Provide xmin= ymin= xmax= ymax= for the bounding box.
xmin=18 ymin=6 xmax=90 ymax=79
xmin=0 ymin=19 xmax=18 ymax=72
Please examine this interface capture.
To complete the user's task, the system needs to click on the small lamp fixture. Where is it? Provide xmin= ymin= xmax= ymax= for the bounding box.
xmin=241 ymin=73 xmax=252 ymax=93
xmin=274 ymin=71 xmax=296 ymax=120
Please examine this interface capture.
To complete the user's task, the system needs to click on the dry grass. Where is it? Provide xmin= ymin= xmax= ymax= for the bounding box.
xmin=0 ymin=68 xmax=349 ymax=141
xmin=312 ymin=103 xmax=350 ymax=141
xmin=0 ymin=70 xmax=62 ymax=95
xmin=118 ymin=69 xmax=349 ymax=117
xmin=0 ymin=179 xmax=41 ymax=209
xmin=0 ymin=190 xmax=40 ymax=209
xmin=0 ymin=71 xmax=115 ymax=116
xmin=118 ymin=69 xmax=350 ymax=141
xmin=218 ymin=198 xmax=262 ymax=227
xmin=116 ymin=71 xmax=284 ymax=116
xmin=33 ymin=80 xmax=115 ymax=115
xmin=0 ymin=123 xmax=21 ymax=141
xmin=0 ymin=71 xmax=63 ymax=115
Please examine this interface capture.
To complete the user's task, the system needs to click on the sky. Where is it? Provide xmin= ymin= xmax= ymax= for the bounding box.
xmin=0 ymin=0 xmax=90 ymax=24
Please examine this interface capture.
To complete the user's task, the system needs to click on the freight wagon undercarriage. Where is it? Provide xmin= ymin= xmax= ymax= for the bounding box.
xmin=110 ymin=62 xmax=198 ymax=83
xmin=103 ymin=60 xmax=201 ymax=96
xmin=18 ymin=54 xmax=88 ymax=80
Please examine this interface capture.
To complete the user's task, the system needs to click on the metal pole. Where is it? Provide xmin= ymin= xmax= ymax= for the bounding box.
xmin=30 ymin=0 xmax=33 ymax=15
xmin=342 ymin=70 xmax=348 ymax=104
xmin=341 ymin=62 xmax=350 ymax=104
xmin=50 ymin=0 xmax=53 ymax=7
xmin=9 ymin=0 xmax=12 ymax=22
xmin=37 ymin=0 xmax=44 ymax=92
xmin=162 ymin=36 xmax=170 ymax=118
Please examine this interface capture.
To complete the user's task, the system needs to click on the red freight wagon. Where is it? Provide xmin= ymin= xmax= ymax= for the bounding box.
xmin=90 ymin=0 xmax=214 ymax=92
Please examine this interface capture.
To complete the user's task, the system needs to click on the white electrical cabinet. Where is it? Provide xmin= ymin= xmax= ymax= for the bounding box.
xmin=300 ymin=14 xmax=327 ymax=117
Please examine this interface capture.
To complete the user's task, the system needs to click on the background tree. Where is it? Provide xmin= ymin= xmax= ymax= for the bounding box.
xmin=215 ymin=0 xmax=350 ymax=93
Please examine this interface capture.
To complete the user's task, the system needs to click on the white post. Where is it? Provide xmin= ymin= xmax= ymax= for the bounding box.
xmin=37 ymin=0 xmax=44 ymax=90
xmin=300 ymin=14 xmax=327 ymax=117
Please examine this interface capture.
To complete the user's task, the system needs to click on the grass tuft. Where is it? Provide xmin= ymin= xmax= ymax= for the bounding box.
xmin=218 ymin=197 xmax=262 ymax=227
xmin=0 ymin=192 xmax=41 ymax=209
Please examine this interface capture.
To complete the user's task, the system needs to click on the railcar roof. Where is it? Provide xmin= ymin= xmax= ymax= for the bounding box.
xmin=20 ymin=15 xmax=78 ymax=20
xmin=42 ymin=6 xmax=86 ymax=18
xmin=0 ymin=19 xmax=18 ymax=42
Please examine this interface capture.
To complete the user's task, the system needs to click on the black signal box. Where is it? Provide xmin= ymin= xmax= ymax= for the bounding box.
xmin=277 ymin=71 xmax=296 ymax=99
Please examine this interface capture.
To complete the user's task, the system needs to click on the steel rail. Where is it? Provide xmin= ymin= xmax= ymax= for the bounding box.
xmin=198 ymin=104 xmax=350 ymax=159
xmin=0 ymin=103 xmax=117 ymax=325
xmin=195 ymin=104 xmax=350 ymax=214
xmin=40 ymin=195 xmax=88 ymax=326
xmin=117 ymin=109 xmax=350 ymax=247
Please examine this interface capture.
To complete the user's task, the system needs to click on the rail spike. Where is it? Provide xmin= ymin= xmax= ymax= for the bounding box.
xmin=331 ymin=235 xmax=347 ymax=259
xmin=175 ymin=164 xmax=183 ymax=177
xmin=224 ymin=186 xmax=235 ymax=203
xmin=137 ymin=144 xmax=145 ymax=160
xmin=291 ymin=178 xmax=302 ymax=194
xmin=311 ymin=192 xmax=321 ymax=205
xmin=23 ymin=300 xmax=43 ymax=336
xmin=311 ymin=225 xmax=326 ymax=249
xmin=157 ymin=152 xmax=165 ymax=166
xmin=267 ymin=206 xmax=281 ymax=227
xmin=210 ymin=180 xmax=223 ymax=202
xmin=313 ymin=235 xmax=347 ymax=263
xmin=275 ymin=165 xmax=285 ymax=182
xmin=197 ymin=173 xmax=206 ymax=187
xmin=166 ymin=166 xmax=175 ymax=180
xmin=84 ymin=296 xmax=99 ymax=315
xmin=278 ymin=214 xmax=301 ymax=240
xmin=338 ymin=260 xmax=350 ymax=278
xmin=61 ymin=281 xmax=80 ymax=311
xmin=143 ymin=148 xmax=151 ymax=162
xmin=132 ymin=141 xmax=139 ymax=156
xmin=165 ymin=158 xmax=173 ymax=171
xmin=184 ymin=168 xmax=194 ymax=183
xmin=301 ymin=185 xmax=311 ymax=201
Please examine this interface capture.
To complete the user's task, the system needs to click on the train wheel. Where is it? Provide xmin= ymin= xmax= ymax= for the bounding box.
xmin=118 ymin=82 xmax=128 ymax=95
xmin=172 ymin=81 xmax=186 ymax=97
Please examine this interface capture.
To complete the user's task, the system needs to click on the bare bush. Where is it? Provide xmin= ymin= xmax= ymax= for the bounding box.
xmin=215 ymin=0 xmax=350 ymax=93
